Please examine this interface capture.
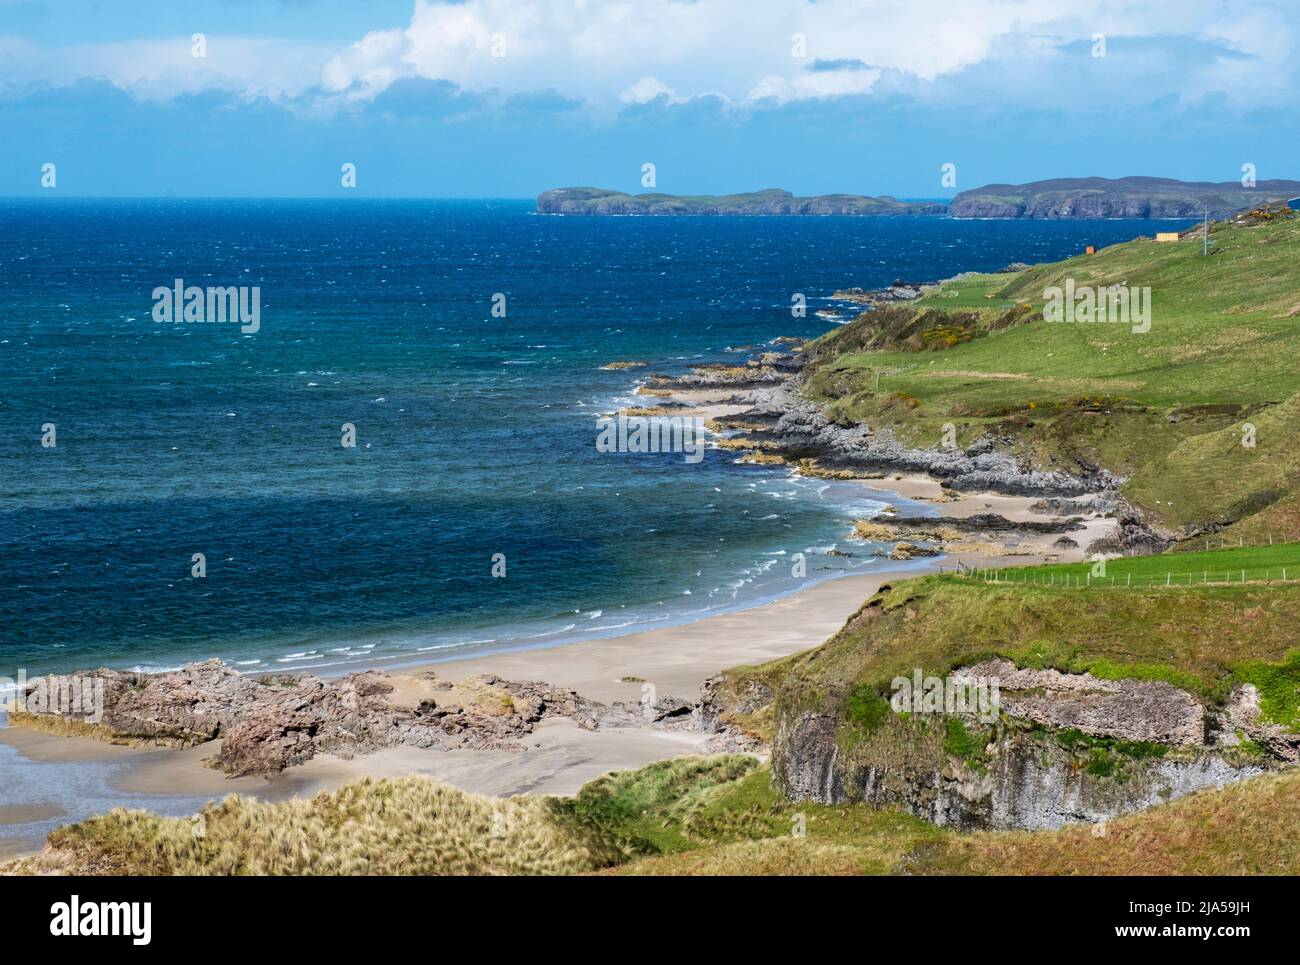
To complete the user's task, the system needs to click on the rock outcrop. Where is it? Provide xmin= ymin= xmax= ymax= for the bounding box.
xmin=962 ymin=659 xmax=1205 ymax=745
xmin=776 ymin=708 xmax=1269 ymax=830
xmin=948 ymin=176 xmax=1300 ymax=220
xmin=740 ymin=380 xmax=1121 ymax=497
xmin=769 ymin=658 xmax=1286 ymax=831
xmin=9 ymin=661 xmax=699 ymax=777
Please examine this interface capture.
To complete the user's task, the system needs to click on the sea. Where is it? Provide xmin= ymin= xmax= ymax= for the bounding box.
xmin=0 ymin=200 xmax=1194 ymax=679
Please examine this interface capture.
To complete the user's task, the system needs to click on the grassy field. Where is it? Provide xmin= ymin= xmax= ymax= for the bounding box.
xmin=975 ymin=540 xmax=1300 ymax=587
xmin=804 ymin=209 xmax=1300 ymax=534
xmin=734 ymin=540 xmax=1300 ymax=719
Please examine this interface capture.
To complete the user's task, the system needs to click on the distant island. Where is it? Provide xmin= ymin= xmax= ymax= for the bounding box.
xmin=538 ymin=177 xmax=1300 ymax=219
xmin=949 ymin=176 xmax=1300 ymax=218
xmin=536 ymin=187 xmax=945 ymax=216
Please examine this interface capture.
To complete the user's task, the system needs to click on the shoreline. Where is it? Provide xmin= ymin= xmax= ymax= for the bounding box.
xmin=0 ymin=370 xmax=1118 ymax=858
xmin=0 ymin=470 xmax=1108 ymax=834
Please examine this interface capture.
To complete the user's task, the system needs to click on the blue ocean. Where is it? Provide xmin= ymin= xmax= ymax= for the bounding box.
xmin=0 ymin=200 xmax=1191 ymax=677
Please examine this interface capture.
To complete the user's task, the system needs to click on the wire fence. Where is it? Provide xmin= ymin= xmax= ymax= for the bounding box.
xmin=956 ymin=566 xmax=1300 ymax=588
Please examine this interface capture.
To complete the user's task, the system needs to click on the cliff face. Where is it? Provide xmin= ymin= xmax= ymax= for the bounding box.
xmin=741 ymin=561 xmax=1300 ymax=832
xmin=538 ymin=177 xmax=1300 ymax=218
xmin=769 ymin=657 xmax=1284 ymax=831
xmin=774 ymin=710 xmax=1269 ymax=831
xmin=948 ymin=176 xmax=1300 ymax=219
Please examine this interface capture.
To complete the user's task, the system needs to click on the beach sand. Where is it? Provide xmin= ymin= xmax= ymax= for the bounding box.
xmin=0 ymin=382 xmax=1118 ymax=854
xmin=0 ymin=474 xmax=1109 ymax=833
xmin=0 ymin=565 xmax=911 ymax=808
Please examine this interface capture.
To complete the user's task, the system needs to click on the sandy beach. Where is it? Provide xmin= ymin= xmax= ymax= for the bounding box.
xmin=0 ymin=477 xmax=1107 ymax=825
xmin=0 ymin=379 xmax=1117 ymax=856
xmin=0 ymin=565 xmax=914 ymax=803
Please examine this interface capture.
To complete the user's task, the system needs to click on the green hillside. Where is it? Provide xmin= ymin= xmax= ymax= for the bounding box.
xmin=805 ymin=207 xmax=1300 ymax=537
xmin=745 ymin=543 xmax=1300 ymax=717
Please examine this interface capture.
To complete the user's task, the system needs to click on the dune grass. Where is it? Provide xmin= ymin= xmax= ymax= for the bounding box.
xmin=10 ymin=743 xmax=1300 ymax=876
xmin=7 ymin=776 xmax=600 ymax=876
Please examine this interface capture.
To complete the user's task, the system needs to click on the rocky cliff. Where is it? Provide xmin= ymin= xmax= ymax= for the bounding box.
xmin=948 ymin=176 xmax=1300 ymax=219
xmin=540 ymin=177 xmax=1300 ymax=219
xmin=753 ymin=577 xmax=1300 ymax=831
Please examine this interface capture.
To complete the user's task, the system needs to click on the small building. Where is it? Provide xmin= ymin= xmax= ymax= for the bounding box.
xmin=1155 ymin=232 xmax=1180 ymax=242
xmin=1085 ymin=245 xmax=1096 ymax=255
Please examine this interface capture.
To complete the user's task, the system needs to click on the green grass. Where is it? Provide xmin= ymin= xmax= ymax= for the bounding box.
xmin=551 ymin=756 xmax=760 ymax=859
xmin=755 ymin=542 xmax=1300 ymax=714
xmin=803 ymin=211 xmax=1300 ymax=533
xmin=1232 ymin=651 xmax=1300 ymax=730
xmin=916 ymin=271 xmax=1026 ymax=311
xmin=14 ymin=747 xmax=1300 ymax=877
xmin=974 ymin=540 xmax=1300 ymax=587
xmin=943 ymin=717 xmax=989 ymax=768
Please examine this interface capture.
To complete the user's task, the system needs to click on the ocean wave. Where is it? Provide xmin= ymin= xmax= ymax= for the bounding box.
xmin=277 ymin=651 xmax=324 ymax=664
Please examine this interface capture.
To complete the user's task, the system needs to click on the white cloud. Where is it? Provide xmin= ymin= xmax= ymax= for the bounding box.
xmin=619 ymin=76 xmax=683 ymax=105
xmin=314 ymin=0 xmax=1298 ymax=112
xmin=0 ymin=33 xmax=333 ymax=100
xmin=3 ymin=0 xmax=1296 ymax=114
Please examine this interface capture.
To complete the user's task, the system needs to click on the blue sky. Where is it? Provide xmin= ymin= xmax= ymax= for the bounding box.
xmin=1 ymin=0 xmax=1297 ymax=198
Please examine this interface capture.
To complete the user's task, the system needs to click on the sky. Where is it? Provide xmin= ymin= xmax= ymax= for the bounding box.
xmin=1 ymin=0 xmax=1297 ymax=198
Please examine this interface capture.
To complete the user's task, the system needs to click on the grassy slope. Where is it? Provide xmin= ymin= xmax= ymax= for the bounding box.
xmin=805 ymin=211 xmax=1300 ymax=535
xmin=614 ymin=763 xmax=1300 ymax=876
xmin=763 ymin=547 xmax=1300 ymax=714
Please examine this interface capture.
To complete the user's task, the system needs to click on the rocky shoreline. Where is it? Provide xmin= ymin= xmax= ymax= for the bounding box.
xmin=1 ymin=336 xmax=1189 ymax=832
xmin=8 ymin=660 xmax=754 ymax=778
xmin=640 ymin=340 xmax=1164 ymax=558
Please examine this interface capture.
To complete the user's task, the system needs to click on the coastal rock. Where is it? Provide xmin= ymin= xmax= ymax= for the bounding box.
xmin=964 ymin=658 xmax=1205 ymax=746
xmin=10 ymin=662 xmax=614 ymax=777
xmin=831 ymin=282 xmax=926 ymax=305
xmin=1222 ymin=684 xmax=1300 ymax=763
xmin=740 ymin=380 xmax=1121 ymax=497
xmin=647 ymin=357 xmax=801 ymax=391
xmin=770 ymin=653 xmax=1289 ymax=831
xmin=889 ymin=541 xmax=940 ymax=560
xmin=694 ymin=672 xmax=774 ymax=734
xmin=772 ymin=687 xmax=1271 ymax=831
